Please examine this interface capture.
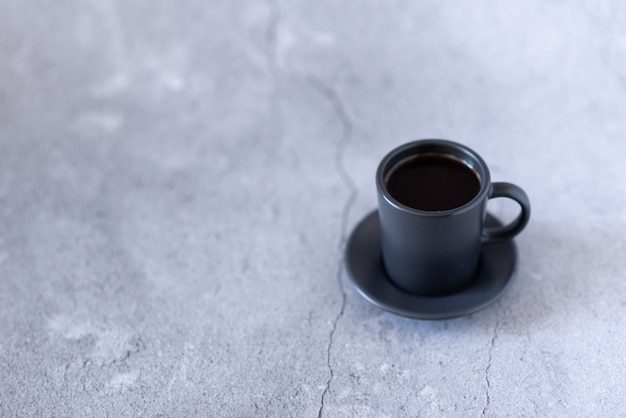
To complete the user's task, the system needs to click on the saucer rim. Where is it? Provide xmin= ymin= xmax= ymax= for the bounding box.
xmin=345 ymin=210 xmax=518 ymax=320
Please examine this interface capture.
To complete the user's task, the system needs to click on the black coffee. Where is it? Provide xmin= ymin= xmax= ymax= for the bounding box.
xmin=385 ymin=154 xmax=481 ymax=211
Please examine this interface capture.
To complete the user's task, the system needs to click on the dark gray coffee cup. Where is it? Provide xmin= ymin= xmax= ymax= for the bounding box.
xmin=376 ymin=139 xmax=530 ymax=296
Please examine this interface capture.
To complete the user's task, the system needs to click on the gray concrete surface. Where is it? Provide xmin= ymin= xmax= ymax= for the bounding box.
xmin=2 ymin=1 xmax=626 ymax=416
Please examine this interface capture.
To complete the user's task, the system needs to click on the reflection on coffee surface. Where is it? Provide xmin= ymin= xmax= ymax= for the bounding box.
xmin=385 ymin=154 xmax=481 ymax=211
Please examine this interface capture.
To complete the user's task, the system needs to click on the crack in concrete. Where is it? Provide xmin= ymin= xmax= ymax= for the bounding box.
xmin=306 ymin=76 xmax=357 ymax=418
xmin=482 ymin=319 xmax=500 ymax=417
xmin=101 ymin=335 xmax=146 ymax=368
xmin=260 ymin=4 xmax=357 ymax=414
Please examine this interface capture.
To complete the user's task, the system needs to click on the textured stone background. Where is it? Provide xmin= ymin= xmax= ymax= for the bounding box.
xmin=2 ymin=1 xmax=626 ymax=416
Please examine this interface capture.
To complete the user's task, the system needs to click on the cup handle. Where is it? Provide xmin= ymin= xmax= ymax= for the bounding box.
xmin=482 ymin=182 xmax=531 ymax=243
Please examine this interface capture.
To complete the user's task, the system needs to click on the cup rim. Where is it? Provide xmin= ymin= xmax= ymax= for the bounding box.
xmin=376 ymin=139 xmax=491 ymax=217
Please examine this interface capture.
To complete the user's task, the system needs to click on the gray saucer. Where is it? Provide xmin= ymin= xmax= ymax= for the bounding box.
xmin=345 ymin=211 xmax=518 ymax=320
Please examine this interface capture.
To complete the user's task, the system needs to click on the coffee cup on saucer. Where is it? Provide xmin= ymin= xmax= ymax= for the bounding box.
xmin=346 ymin=139 xmax=531 ymax=318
